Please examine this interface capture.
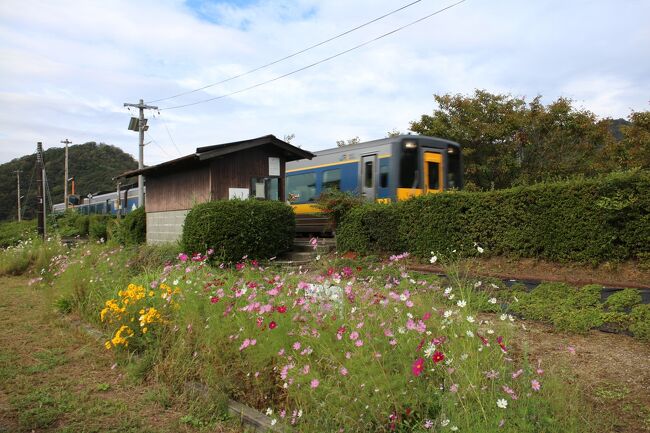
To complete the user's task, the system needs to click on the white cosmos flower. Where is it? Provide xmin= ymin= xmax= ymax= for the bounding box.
xmin=457 ymin=300 xmax=466 ymax=308
xmin=497 ymin=398 xmax=508 ymax=409
xmin=271 ymin=419 xmax=277 ymax=426
xmin=449 ymin=293 xmax=455 ymax=300
xmin=489 ymin=297 xmax=497 ymax=304
xmin=466 ymin=316 xmax=475 ymax=323
xmin=444 ymin=287 xmax=453 ymax=295
xmin=430 ymin=255 xmax=438 ymax=264
xmin=441 ymin=419 xmax=450 ymax=427
xmin=443 ymin=310 xmax=453 ymax=318
xmin=466 ymin=330 xmax=474 ymax=338
xmin=500 ymin=314 xmax=508 ymax=321
xmin=477 ymin=246 xmax=484 ymax=254
xmin=266 ymin=408 xmax=273 ymax=416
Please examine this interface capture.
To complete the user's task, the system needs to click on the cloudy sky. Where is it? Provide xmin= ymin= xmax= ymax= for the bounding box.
xmin=1 ymin=0 xmax=648 ymax=165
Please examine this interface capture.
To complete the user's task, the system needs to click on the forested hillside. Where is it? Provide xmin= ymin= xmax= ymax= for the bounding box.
xmin=0 ymin=142 xmax=138 ymax=221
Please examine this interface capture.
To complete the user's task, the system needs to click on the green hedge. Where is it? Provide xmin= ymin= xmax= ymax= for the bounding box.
xmin=336 ymin=203 xmax=404 ymax=254
xmin=108 ymin=207 xmax=146 ymax=245
xmin=0 ymin=220 xmax=36 ymax=248
xmin=337 ymin=170 xmax=650 ymax=263
xmin=181 ymin=199 xmax=295 ymax=262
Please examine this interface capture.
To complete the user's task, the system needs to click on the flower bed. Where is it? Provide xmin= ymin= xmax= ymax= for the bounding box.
xmin=89 ymin=250 xmax=581 ymax=433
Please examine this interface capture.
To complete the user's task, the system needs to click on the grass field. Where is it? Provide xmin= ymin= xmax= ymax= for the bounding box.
xmin=0 ymin=276 xmax=244 ymax=433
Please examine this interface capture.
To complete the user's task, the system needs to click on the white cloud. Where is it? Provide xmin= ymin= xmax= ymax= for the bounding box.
xmin=0 ymin=0 xmax=649 ymax=165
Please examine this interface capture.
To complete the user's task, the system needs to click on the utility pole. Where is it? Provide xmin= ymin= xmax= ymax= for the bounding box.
xmin=14 ymin=170 xmax=22 ymax=221
xmin=61 ymin=139 xmax=71 ymax=210
xmin=36 ymin=142 xmax=45 ymax=239
xmin=123 ymin=99 xmax=157 ymax=209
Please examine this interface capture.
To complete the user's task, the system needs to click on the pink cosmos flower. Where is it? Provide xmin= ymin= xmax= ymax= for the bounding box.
xmin=412 ymin=357 xmax=425 ymax=377
xmin=531 ymin=380 xmax=541 ymax=391
xmin=310 ymin=378 xmax=319 ymax=389
xmin=339 ymin=366 xmax=348 ymax=376
xmin=432 ymin=351 xmax=445 ymax=364
xmin=567 ymin=345 xmax=576 ymax=355
xmin=349 ymin=331 xmax=359 ymax=341
xmin=450 ymin=383 xmax=459 ymax=393
xmin=512 ymin=369 xmax=523 ymax=379
xmin=178 ymin=253 xmax=188 ymax=262
xmin=292 ymin=342 xmax=301 ymax=351
xmin=355 ymin=340 xmax=364 ymax=347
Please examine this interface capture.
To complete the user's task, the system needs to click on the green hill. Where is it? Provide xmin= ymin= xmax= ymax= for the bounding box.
xmin=0 ymin=142 xmax=138 ymax=221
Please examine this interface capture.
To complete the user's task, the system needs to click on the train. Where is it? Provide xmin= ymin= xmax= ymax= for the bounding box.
xmin=286 ymin=134 xmax=462 ymax=211
xmin=52 ymin=185 xmax=140 ymax=215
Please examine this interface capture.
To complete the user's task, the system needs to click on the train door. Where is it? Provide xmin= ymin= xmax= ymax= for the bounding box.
xmin=423 ymin=152 xmax=443 ymax=194
xmin=361 ymin=154 xmax=376 ymax=201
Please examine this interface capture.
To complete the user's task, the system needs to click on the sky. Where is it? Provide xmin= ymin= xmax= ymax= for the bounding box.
xmin=0 ymin=0 xmax=649 ymax=166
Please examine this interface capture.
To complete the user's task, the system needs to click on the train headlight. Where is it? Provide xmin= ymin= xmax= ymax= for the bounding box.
xmin=403 ymin=140 xmax=417 ymax=149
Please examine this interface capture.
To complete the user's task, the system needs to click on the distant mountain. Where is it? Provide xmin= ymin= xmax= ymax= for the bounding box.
xmin=0 ymin=142 xmax=138 ymax=221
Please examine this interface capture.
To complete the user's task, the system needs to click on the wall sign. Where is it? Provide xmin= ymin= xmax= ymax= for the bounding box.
xmin=228 ymin=188 xmax=249 ymax=199
xmin=268 ymin=157 xmax=280 ymax=176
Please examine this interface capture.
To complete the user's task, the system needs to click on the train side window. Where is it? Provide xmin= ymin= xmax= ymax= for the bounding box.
xmin=380 ymin=159 xmax=389 ymax=188
xmin=364 ymin=161 xmax=373 ymax=188
xmin=286 ymin=173 xmax=317 ymax=203
xmin=427 ymin=161 xmax=440 ymax=190
xmin=322 ymin=168 xmax=341 ymax=191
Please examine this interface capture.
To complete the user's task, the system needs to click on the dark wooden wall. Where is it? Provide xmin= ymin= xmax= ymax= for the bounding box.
xmin=209 ymin=148 xmax=285 ymax=201
xmin=146 ymin=164 xmax=211 ymax=212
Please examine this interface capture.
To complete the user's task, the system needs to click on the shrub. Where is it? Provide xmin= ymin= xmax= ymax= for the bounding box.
xmin=113 ymin=207 xmax=146 ymax=245
xmin=604 ymin=288 xmax=642 ymax=312
xmin=0 ymin=220 xmax=36 ymax=248
xmin=88 ymin=215 xmax=112 ymax=241
xmin=182 ymin=199 xmax=295 ymax=262
xmin=336 ymin=170 xmax=650 ymax=263
xmin=336 ymin=203 xmax=404 ymax=254
xmin=629 ymin=304 xmax=650 ymax=341
xmin=509 ymin=282 xmax=574 ymax=321
xmin=315 ymin=189 xmax=363 ymax=230
xmin=552 ymin=307 xmax=604 ymax=334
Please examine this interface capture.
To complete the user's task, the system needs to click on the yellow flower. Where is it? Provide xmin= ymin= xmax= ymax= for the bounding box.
xmin=104 ymin=341 xmax=112 ymax=350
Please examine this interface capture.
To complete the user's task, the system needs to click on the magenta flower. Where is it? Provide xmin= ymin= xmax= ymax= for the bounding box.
xmin=310 ymin=378 xmax=320 ymax=389
xmin=412 ymin=357 xmax=425 ymax=377
xmin=531 ymin=379 xmax=541 ymax=391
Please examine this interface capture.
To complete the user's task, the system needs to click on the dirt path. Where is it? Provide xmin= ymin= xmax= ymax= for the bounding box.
xmin=516 ymin=320 xmax=650 ymax=433
xmin=0 ymin=277 xmax=243 ymax=433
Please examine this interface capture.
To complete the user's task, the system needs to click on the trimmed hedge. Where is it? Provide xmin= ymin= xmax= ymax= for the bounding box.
xmin=337 ymin=170 xmax=650 ymax=263
xmin=182 ymin=199 xmax=295 ymax=262
xmin=108 ymin=207 xmax=146 ymax=245
xmin=336 ymin=203 xmax=404 ymax=254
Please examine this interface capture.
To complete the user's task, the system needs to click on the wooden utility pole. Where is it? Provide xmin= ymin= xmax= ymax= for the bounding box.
xmin=61 ymin=139 xmax=71 ymax=209
xmin=14 ymin=170 xmax=22 ymax=221
xmin=123 ymin=99 xmax=157 ymax=209
xmin=36 ymin=142 xmax=45 ymax=238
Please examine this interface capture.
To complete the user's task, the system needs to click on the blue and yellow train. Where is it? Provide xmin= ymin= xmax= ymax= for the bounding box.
xmin=285 ymin=134 xmax=462 ymax=231
xmin=52 ymin=186 xmax=140 ymax=215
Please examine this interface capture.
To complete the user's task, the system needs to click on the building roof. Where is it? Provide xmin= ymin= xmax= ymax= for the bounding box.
xmin=116 ymin=134 xmax=314 ymax=179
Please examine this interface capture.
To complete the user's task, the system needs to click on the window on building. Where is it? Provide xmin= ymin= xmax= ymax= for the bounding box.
xmin=286 ymin=172 xmax=317 ymax=203
xmin=322 ymin=168 xmax=341 ymax=191
xmin=250 ymin=177 xmax=279 ymax=201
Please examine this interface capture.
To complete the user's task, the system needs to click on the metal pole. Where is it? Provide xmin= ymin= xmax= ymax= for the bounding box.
xmin=36 ymin=142 xmax=44 ymax=238
xmin=138 ymin=99 xmax=145 ymax=208
xmin=61 ymin=139 xmax=71 ymax=210
xmin=14 ymin=170 xmax=22 ymax=222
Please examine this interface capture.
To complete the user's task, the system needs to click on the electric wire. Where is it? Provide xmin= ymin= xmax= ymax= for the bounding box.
xmin=145 ymin=130 xmax=175 ymax=159
xmin=21 ymin=159 xmax=37 ymax=219
xmin=154 ymin=113 xmax=183 ymax=156
xmin=160 ymin=0 xmax=466 ymax=111
xmin=147 ymin=0 xmax=424 ymax=104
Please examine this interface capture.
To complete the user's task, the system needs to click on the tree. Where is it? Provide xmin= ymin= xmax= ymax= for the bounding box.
xmin=410 ymin=89 xmax=643 ymax=189
xmin=336 ymin=136 xmax=361 ymax=147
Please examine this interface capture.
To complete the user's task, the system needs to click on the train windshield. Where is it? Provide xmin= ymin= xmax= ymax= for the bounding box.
xmin=447 ymin=146 xmax=462 ymax=189
xmin=399 ymin=143 xmax=420 ymax=188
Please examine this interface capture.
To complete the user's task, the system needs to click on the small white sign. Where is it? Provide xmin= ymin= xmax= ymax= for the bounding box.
xmin=268 ymin=157 xmax=280 ymax=176
xmin=255 ymin=182 xmax=265 ymax=198
xmin=228 ymin=188 xmax=249 ymax=199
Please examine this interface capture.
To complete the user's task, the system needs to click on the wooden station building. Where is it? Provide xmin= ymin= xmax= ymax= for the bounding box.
xmin=117 ymin=135 xmax=314 ymax=244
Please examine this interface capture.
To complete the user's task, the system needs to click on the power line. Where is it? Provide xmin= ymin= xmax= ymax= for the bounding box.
xmin=147 ymin=0 xmax=424 ymax=104
xmin=160 ymin=0 xmax=466 ymax=111
xmin=145 ymin=130 xmax=175 ymax=159
xmin=154 ymin=113 xmax=183 ymax=156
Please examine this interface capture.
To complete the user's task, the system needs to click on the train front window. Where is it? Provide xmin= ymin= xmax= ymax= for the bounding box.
xmin=322 ymin=168 xmax=341 ymax=191
xmin=447 ymin=146 xmax=462 ymax=189
xmin=286 ymin=173 xmax=317 ymax=203
xmin=399 ymin=145 xmax=419 ymax=188
xmin=427 ymin=161 xmax=440 ymax=190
